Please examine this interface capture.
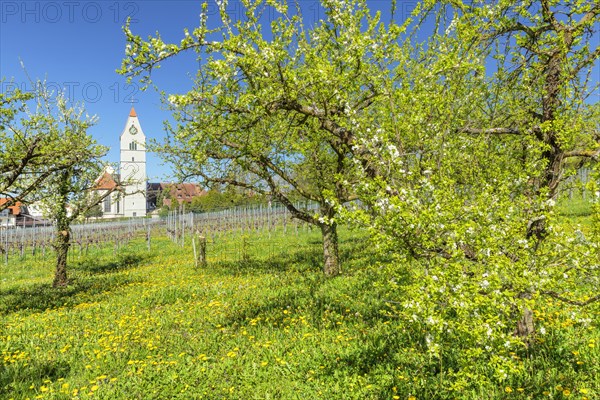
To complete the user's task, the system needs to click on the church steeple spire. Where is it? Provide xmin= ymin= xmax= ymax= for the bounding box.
xmin=120 ymin=105 xmax=146 ymax=217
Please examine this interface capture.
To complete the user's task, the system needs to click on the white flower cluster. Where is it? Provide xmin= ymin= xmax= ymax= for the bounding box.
xmin=445 ymin=17 xmax=458 ymax=35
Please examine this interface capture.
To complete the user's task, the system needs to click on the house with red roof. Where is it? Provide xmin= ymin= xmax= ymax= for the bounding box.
xmin=0 ymin=199 xmax=28 ymax=227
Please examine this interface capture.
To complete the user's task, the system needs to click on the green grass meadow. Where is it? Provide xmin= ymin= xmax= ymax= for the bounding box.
xmin=1 ymin=221 xmax=599 ymax=399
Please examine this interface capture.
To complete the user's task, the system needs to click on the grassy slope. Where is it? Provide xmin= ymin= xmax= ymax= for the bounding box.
xmin=1 ymin=223 xmax=599 ymax=399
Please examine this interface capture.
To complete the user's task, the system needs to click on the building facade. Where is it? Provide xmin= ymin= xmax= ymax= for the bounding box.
xmin=119 ymin=107 xmax=147 ymax=217
xmin=95 ymin=167 xmax=122 ymax=218
xmin=96 ymin=107 xmax=205 ymax=219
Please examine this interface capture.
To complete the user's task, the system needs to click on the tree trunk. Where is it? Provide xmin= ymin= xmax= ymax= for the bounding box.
xmin=53 ymin=226 xmax=70 ymax=288
xmin=321 ymin=222 xmax=340 ymax=277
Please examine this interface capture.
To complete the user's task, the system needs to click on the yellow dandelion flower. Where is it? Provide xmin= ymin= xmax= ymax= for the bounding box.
xmin=563 ymin=389 xmax=571 ymax=396
xmin=505 ymin=387 xmax=513 ymax=393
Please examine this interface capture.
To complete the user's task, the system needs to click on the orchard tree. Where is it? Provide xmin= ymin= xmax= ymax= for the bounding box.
xmin=38 ymin=100 xmax=111 ymax=288
xmin=339 ymin=2 xmax=600 ymax=383
xmin=120 ymin=0 xmax=410 ymax=275
xmin=451 ymin=0 xmax=600 ymax=237
xmin=444 ymin=0 xmax=600 ymax=331
xmin=5 ymin=81 xmax=113 ymax=287
xmin=2 ymin=79 xmax=118 ymax=287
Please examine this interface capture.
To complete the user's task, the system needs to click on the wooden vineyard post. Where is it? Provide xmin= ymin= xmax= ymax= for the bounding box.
xmin=193 ymin=231 xmax=207 ymax=268
xmin=241 ymin=235 xmax=250 ymax=263
xmin=192 ymin=234 xmax=197 ymax=267
xmin=147 ymin=224 xmax=151 ymax=251
xmin=181 ymin=215 xmax=185 ymax=248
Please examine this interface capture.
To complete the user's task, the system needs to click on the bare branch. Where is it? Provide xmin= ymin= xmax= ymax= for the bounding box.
xmin=573 ymin=45 xmax=600 ymax=75
xmin=458 ymin=127 xmax=523 ymax=135
xmin=542 ymin=291 xmax=600 ymax=306
xmin=563 ymin=149 xmax=600 ymax=160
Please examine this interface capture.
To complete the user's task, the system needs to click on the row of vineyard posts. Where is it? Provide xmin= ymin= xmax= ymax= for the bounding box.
xmin=1 ymin=202 xmax=319 ymax=265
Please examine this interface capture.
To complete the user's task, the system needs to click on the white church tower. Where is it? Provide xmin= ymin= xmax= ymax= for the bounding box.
xmin=120 ymin=107 xmax=147 ymax=217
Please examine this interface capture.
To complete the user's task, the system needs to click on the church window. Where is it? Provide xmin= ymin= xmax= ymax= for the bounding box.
xmin=129 ymin=142 xmax=137 ymax=150
xmin=103 ymin=195 xmax=111 ymax=212
xmin=132 ymin=157 xmax=135 ymax=162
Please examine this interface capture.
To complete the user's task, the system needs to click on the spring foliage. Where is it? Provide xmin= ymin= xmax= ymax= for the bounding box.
xmin=119 ymin=0 xmax=599 ymax=391
xmin=1 ymin=79 xmax=110 ymax=287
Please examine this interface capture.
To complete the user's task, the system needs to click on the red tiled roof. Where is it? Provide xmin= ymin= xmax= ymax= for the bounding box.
xmin=148 ymin=183 xmax=206 ymax=206
xmin=95 ymin=171 xmax=118 ymax=190
xmin=169 ymin=183 xmax=204 ymax=199
xmin=0 ymin=198 xmax=22 ymax=215
xmin=129 ymin=107 xmax=137 ymax=117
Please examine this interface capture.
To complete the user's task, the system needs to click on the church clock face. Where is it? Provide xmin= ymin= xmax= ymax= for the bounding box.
xmin=129 ymin=125 xmax=138 ymax=135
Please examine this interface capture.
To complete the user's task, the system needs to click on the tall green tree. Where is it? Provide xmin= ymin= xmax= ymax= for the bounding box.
xmin=341 ymin=2 xmax=600 ymax=383
xmin=2 ymin=80 xmax=112 ymax=287
xmin=37 ymin=96 xmax=110 ymax=288
xmin=452 ymin=0 xmax=600 ymax=236
xmin=120 ymin=0 xmax=409 ymax=275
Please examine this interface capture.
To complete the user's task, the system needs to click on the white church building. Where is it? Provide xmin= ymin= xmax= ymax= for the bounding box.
xmin=96 ymin=107 xmax=147 ymax=218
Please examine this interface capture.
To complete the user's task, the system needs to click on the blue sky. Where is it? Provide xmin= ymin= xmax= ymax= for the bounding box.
xmin=1 ymin=1 xmax=598 ymax=181
xmin=1 ymin=1 xmax=216 ymax=181
xmin=0 ymin=0 xmax=420 ymax=181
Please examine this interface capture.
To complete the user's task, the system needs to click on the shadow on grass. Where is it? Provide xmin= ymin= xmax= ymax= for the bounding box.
xmin=327 ymin=331 xmax=402 ymax=373
xmin=206 ymin=245 xmax=324 ymax=276
xmin=206 ymin=232 xmax=372 ymax=277
xmin=0 ymin=360 xmax=70 ymax=398
xmin=0 ymin=273 xmax=140 ymax=316
xmin=72 ymin=252 xmax=147 ymax=274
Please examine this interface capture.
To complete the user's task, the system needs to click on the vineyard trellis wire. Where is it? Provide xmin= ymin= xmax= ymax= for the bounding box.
xmin=1 ymin=202 xmax=322 ymax=265
xmin=165 ymin=201 xmax=321 ymax=246
xmin=559 ymin=167 xmax=596 ymax=199
xmin=0 ymin=217 xmax=162 ymax=265
xmin=165 ymin=201 xmax=325 ymax=266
